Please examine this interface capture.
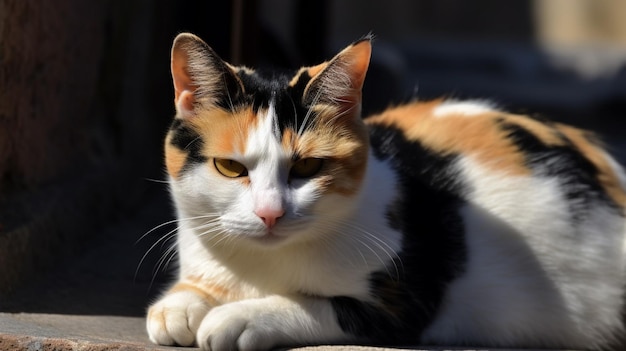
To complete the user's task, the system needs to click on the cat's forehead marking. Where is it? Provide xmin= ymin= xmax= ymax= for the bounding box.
xmin=237 ymin=68 xmax=315 ymax=138
xmin=256 ymin=100 xmax=282 ymax=146
xmin=244 ymin=100 xmax=289 ymax=160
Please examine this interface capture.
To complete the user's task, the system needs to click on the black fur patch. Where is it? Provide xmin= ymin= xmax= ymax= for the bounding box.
xmin=499 ymin=120 xmax=620 ymax=221
xmin=168 ymin=119 xmax=207 ymax=167
xmin=330 ymin=123 xmax=468 ymax=345
xmin=235 ymin=69 xmax=316 ymax=136
xmin=212 ymin=67 xmax=246 ymax=112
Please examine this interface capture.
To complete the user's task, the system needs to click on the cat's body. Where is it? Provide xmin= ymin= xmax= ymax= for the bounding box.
xmin=147 ymin=33 xmax=626 ymax=350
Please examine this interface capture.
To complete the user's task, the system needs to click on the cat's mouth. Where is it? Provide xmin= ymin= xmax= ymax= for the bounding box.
xmin=251 ymin=230 xmax=288 ymax=246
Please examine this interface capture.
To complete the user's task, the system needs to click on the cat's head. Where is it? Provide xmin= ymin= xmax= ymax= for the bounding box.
xmin=165 ymin=33 xmax=371 ymax=248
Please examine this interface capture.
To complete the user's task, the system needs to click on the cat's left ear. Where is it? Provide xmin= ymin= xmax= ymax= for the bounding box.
xmin=303 ymin=36 xmax=372 ymax=115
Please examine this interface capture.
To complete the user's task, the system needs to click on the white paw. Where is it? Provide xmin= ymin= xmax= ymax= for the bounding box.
xmin=196 ymin=301 xmax=287 ymax=351
xmin=147 ymin=291 xmax=211 ymax=346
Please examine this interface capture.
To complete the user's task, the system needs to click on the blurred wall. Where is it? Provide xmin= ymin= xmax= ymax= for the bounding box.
xmin=0 ymin=0 xmax=173 ymax=295
xmin=534 ymin=0 xmax=626 ymax=46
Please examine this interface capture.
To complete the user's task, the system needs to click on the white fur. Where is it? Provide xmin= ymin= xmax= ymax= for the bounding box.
xmin=421 ymin=155 xmax=626 ymax=348
xmin=433 ymin=100 xmax=498 ymax=118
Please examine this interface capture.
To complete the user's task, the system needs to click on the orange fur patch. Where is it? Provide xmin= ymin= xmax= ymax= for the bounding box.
xmin=164 ymin=133 xmax=189 ymax=179
xmin=168 ymin=281 xmax=220 ymax=306
xmin=280 ymin=128 xmax=297 ymax=152
xmin=288 ymin=64 xmax=328 ymax=88
xmin=306 ymin=63 xmax=328 ymax=81
xmin=189 ymin=107 xmax=258 ymax=157
xmin=147 ymin=304 xmax=165 ymax=326
xmin=182 ymin=276 xmax=238 ymax=304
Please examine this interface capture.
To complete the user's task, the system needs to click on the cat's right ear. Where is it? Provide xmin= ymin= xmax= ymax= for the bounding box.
xmin=171 ymin=33 xmax=244 ymax=118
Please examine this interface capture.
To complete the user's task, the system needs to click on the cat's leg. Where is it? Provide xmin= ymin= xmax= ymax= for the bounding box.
xmin=196 ymin=294 xmax=352 ymax=351
xmin=146 ymin=281 xmax=216 ymax=346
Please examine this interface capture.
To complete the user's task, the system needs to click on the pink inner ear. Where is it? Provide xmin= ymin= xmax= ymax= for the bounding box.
xmin=171 ymin=45 xmax=198 ymax=118
xmin=176 ymin=90 xmax=195 ymax=118
xmin=341 ymin=40 xmax=371 ymax=95
xmin=171 ymin=54 xmax=194 ymax=95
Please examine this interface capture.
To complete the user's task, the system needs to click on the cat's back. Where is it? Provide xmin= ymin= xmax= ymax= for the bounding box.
xmin=365 ymin=99 xmax=626 ymax=209
xmin=365 ymin=98 xmax=626 ymax=348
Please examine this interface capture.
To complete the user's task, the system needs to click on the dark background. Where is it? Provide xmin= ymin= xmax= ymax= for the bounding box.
xmin=0 ymin=0 xmax=625 ymax=316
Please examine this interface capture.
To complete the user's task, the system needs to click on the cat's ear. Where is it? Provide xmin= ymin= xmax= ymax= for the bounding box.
xmin=303 ymin=37 xmax=372 ymax=115
xmin=171 ymin=33 xmax=244 ymax=118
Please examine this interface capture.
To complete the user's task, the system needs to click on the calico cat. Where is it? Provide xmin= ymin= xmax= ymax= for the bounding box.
xmin=146 ymin=32 xmax=626 ymax=350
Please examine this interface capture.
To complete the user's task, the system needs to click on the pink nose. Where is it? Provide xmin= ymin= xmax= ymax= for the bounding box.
xmin=254 ymin=208 xmax=285 ymax=228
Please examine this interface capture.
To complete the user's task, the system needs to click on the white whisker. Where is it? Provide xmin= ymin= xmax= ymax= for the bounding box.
xmin=315 ymin=221 xmax=370 ymax=269
xmin=136 ymin=213 xmax=220 ymax=245
xmin=150 ymin=235 xmax=178 ymax=289
xmin=135 ymin=225 xmax=178 ymax=282
xmin=357 ymin=234 xmax=401 ymax=281
xmin=143 ymin=178 xmax=170 ymax=184
xmin=288 ymin=95 xmax=299 ymax=142
xmin=184 ymin=136 xmax=202 ymax=151
xmin=319 ymin=219 xmax=403 ymax=281
xmin=136 ymin=213 xmax=223 ymax=286
xmin=298 ymin=87 xmax=324 ymax=137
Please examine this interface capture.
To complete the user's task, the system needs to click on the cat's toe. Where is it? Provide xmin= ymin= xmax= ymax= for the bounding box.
xmin=198 ymin=316 xmax=247 ymax=351
xmin=147 ymin=305 xmax=194 ymax=346
xmin=147 ymin=292 xmax=210 ymax=346
xmin=197 ymin=303 xmax=276 ymax=351
xmin=237 ymin=325 xmax=276 ymax=351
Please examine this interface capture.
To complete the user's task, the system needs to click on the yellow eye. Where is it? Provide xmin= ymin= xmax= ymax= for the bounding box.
xmin=214 ymin=158 xmax=248 ymax=178
xmin=290 ymin=158 xmax=323 ymax=178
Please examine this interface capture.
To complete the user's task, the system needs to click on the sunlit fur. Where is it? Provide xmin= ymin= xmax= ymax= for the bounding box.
xmin=146 ymin=32 xmax=626 ymax=351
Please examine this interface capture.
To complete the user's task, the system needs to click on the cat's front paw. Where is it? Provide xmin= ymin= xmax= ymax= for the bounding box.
xmin=147 ymin=290 xmax=211 ymax=346
xmin=196 ymin=301 xmax=286 ymax=351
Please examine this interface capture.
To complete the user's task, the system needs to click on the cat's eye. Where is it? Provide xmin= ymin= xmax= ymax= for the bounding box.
xmin=214 ymin=158 xmax=248 ymax=178
xmin=290 ymin=158 xmax=323 ymax=179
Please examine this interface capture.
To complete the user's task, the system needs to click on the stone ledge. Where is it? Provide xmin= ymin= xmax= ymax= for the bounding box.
xmin=0 ymin=313 xmax=184 ymax=351
xmin=0 ymin=313 xmax=523 ymax=351
xmin=0 ymin=314 xmax=437 ymax=351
